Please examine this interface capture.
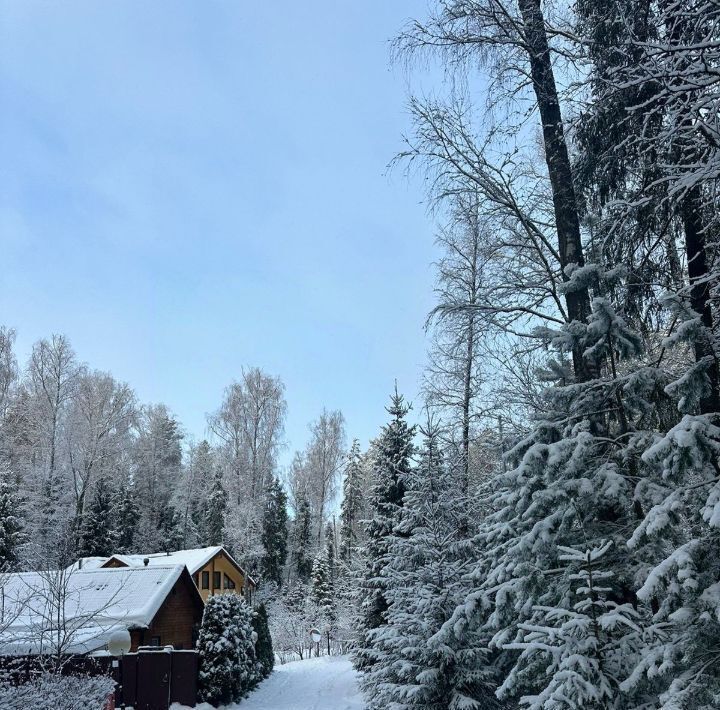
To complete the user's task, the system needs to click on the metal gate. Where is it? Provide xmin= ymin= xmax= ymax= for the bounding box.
xmin=118 ymin=648 xmax=198 ymax=710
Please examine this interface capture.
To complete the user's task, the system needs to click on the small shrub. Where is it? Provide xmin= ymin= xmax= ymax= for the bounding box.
xmin=0 ymin=673 xmax=115 ymax=710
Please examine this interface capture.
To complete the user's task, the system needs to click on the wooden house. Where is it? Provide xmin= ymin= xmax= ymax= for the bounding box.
xmin=0 ymin=564 xmax=204 ymax=655
xmin=87 ymin=545 xmax=256 ymax=604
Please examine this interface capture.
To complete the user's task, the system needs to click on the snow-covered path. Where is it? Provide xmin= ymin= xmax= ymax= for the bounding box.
xmin=186 ymin=655 xmax=364 ymax=710
xmin=238 ymin=656 xmax=364 ymax=710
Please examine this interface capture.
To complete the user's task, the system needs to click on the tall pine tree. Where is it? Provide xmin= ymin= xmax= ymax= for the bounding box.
xmin=291 ymin=497 xmax=313 ymax=584
xmin=76 ymin=476 xmax=116 ymax=558
xmin=0 ymin=464 xmax=22 ymax=569
xmin=200 ymin=466 xmax=226 ymax=547
xmin=354 ymin=389 xmax=415 ymax=673
xmin=339 ymin=439 xmax=365 ymax=563
xmin=115 ymin=480 xmax=139 ymax=553
xmin=261 ymin=476 xmax=288 ymax=586
xmin=360 ymin=421 xmax=476 ymax=710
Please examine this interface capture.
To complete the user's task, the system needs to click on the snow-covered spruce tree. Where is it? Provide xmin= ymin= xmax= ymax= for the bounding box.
xmin=197 ymin=592 xmax=257 ymax=705
xmin=252 ymin=602 xmax=274 ymax=680
xmin=133 ymin=404 xmax=183 ymax=552
xmin=0 ymin=463 xmax=22 ymax=569
xmin=570 ymin=6 xmax=720 ymax=703
xmin=441 ymin=291 xmax=667 ymax=708
xmin=362 ymin=420 xmax=475 ymax=710
xmin=261 ymin=475 xmax=288 ymax=586
xmin=354 ymin=390 xmax=415 ymax=673
xmin=115 ymin=480 xmax=139 ymax=553
xmin=291 ymin=497 xmax=313 ymax=583
xmin=311 ymin=547 xmax=336 ymax=650
xmin=76 ymin=475 xmax=116 ymax=558
xmin=202 ymin=466 xmax=226 ymax=547
xmin=324 ymin=521 xmax=337 ymax=583
xmin=619 ymin=311 xmax=720 ymax=708
xmin=164 ymin=506 xmax=186 ymax=551
xmin=340 ymin=439 xmax=365 ymax=563
xmin=504 ymin=541 xmax=641 ymax=709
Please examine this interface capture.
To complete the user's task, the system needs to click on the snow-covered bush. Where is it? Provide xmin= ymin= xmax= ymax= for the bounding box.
xmin=0 ymin=672 xmax=115 ymax=710
xmin=252 ymin=602 xmax=274 ymax=681
xmin=197 ymin=592 xmax=257 ymax=705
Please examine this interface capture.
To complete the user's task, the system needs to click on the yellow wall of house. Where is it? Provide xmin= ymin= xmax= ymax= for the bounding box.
xmin=192 ymin=551 xmax=253 ymax=604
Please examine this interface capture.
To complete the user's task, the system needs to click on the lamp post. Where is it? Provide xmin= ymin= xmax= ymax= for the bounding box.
xmin=310 ymin=628 xmax=321 ymax=658
xmin=107 ymin=628 xmax=132 ymax=708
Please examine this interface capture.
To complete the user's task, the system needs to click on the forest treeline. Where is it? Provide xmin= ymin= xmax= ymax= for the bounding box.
xmin=0 ymin=330 xmax=346 ymax=587
xmin=347 ymin=0 xmax=720 ymax=708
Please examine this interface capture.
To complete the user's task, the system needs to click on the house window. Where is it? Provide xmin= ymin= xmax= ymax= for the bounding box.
xmin=213 ymin=571 xmax=221 ymax=590
xmin=223 ymin=574 xmax=236 ymax=590
xmin=150 ymin=636 xmax=161 ymax=647
xmin=201 ymin=571 xmax=209 ymax=589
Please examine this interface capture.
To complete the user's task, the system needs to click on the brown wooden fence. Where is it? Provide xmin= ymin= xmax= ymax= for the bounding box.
xmin=0 ymin=648 xmax=198 ymax=710
xmin=118 ymin=647 xmax=198 ymax=709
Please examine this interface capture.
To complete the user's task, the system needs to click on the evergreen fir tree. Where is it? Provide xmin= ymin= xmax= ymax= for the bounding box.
xmin=292 ymin=497 xmax=313 ymax=583
xmin=201 ymin=466 xmax=226 ymax=547
xmin=0 ymin=464 xmax=22 ymax=570
xmin=311 ymin=551 xmax=334 ymax=614
xmin=252 ymin=602 xmax=275 ymax=680
xmin=623 ymin=391 xmax=720 ymax=706
xmin=77 ymin=476 xmax=116 ymax=558
xmin=340 ymin=439 xmax=365 ymax=563
xmin=441 ymin=294 xmax=660 ymax=708
xmin=115 ymin=481 xmax=139 ymax=553
xmin=324 ymin=521 xmax=336 ymax=584
xmin=261 ymin=476 xmax=288 ymax=586
xmin=312 ymin=548 xmax=336 ymax=654
xmin=198 ymin=593 xmax=257 ymax=705
xmin=162 ymin=506 xmax=185 ymax=551
xmin=354 ymin=389 xmax=415 ymax=673
xmin=360 ymin=421 xmax=477 ymax=710
xmin=503 ymin=542 xmax=641 ymax=709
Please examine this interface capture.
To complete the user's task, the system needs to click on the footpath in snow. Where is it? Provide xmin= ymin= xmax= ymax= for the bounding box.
xmin=179 ymin=655 xmax=364 ymax=710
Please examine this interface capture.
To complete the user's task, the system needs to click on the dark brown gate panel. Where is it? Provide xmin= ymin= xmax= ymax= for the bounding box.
xmin=136 ymin=650 xmax=172 ymax=710
xmin=119 ymin=653 xmax=138 ymax=707
xmin=169 ymin=651 xmax=198 ymax=707
xmin=117 ymin=649 xmax=197 ymax=709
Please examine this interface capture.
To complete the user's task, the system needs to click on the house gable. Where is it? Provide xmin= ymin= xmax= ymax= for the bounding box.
xmin=130 ymin=569 xmax=204 ymax=652
xmin=192 ymin=549 xmax=253 ymax=603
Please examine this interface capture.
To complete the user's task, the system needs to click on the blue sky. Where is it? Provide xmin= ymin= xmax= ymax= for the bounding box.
xmin=0 ymin=2 xmax=438 ymax=463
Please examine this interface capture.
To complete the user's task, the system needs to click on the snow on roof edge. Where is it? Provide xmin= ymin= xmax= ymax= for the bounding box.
xmin=102 ymin=545 xmax=257 ymax=586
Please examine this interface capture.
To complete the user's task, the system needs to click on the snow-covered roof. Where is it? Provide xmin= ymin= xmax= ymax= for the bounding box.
xmin=65 ymin=556 xmax=111 ymax=572
xmin=0 ymin=564 xmax=187 ymax=655
xmin=102 ymin=546 xmax=255 ymax=585
xmin=105 ymin=546 xmax=224 ymax=574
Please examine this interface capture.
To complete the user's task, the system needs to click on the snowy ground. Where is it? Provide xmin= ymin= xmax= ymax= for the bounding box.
xmin=178 ymin=655 xmax=365 ymax=710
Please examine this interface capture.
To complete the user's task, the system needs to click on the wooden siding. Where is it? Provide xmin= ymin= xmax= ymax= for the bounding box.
xmin=129 ymin=573 xmax=203 ymax=652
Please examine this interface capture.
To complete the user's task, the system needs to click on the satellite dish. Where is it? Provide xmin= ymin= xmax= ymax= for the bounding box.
xmin=310 ymin=628 xmax=321 ymax=644
xmin=107 ymin=628 xmax=132 ymax=656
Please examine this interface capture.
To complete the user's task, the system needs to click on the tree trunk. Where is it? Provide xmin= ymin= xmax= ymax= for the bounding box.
xmin=518 ymin=0 xmax=592 ymax=380
xmin=681 ymin=187 xmax=719 ymax=414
